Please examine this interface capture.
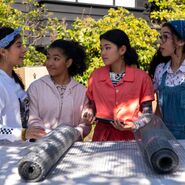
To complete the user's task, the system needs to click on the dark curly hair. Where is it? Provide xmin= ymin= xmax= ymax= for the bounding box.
xmin=48 ymin=39 xmax=87 ymax=77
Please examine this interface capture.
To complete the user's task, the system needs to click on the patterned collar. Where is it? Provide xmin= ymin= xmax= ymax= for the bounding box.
xmin=97 ymin=65 xmax=135 ymax=82
xmin=164 ymin=59 xmax=185 ymax=74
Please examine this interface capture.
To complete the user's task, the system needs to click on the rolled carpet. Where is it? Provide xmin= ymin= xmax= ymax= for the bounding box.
xmin=134 ymin=114 xmax=179 ymax=174
xmin=144 ymin=136 xmax=179 ymax=174
xmin=18 ymin=125 xmax=80 ymax=182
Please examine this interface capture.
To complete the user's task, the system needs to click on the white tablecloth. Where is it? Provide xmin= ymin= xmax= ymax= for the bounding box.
xmin=0 ymin=140 xmax=185 ymax=185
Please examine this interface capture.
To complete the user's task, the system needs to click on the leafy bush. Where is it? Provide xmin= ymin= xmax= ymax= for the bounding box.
xmin=1 ymin=0 xmax=185 ymax=85
xmin=148 ymin=0 xmax=185 ymax=23
xmin=69 ymin=8 xmax=158 ymax=85
xmin=0 ymin=0 xmax=67 ymax=66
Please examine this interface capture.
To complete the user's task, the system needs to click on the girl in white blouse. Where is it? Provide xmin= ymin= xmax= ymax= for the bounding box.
xmin=149 ymin=20 xmax=185 ymax=139
xmin=0 ymin=27 xmax=46 ymax=142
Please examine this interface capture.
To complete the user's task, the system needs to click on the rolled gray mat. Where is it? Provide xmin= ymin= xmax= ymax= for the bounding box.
xmin=18 ymin=125 xmax=80 ymax=182
xmin=144 ymin=136 xmax=179 ymax=174
xmin=134 ymin=114 xmax=179 ymax=174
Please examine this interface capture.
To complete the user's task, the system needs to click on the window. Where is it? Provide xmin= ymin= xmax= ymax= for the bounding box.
xmin=60 ymin=0 xmax=76 ymax=2
xmin=78 ymin=0 xmax=113 ymax=5
xmin=115 ymin=0 xmax=135 ymax=8
xmin=54 ymin=0 xmax=136 ymax=7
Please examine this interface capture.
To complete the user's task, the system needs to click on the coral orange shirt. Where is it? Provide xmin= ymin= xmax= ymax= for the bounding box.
xmin=87 ymin=65 xmax=154 ymax=141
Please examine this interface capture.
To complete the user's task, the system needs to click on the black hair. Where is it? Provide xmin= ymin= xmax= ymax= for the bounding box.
xmin=100 ymin=29 xmax=139 ymax=67
xmin=0 ymin=27 xmax=24 ymax=89
xmin=148 ymin=49 xmax=170 ymax=79
xmin=48 ymin=39 xmax=87 ymax=76
xmin=163 ymin=22 xmax=183 ymax=40
xmin=149 ymin=22 xmax=185 ymax=79
xmin=12 ymin=70 xmax=25 ymax=89
xmin=35 ymin=45 xmax=47 ymax=55
xmin=0 ymin=27 xmax=21 ymax=49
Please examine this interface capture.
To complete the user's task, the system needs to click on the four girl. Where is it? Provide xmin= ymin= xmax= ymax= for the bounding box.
xmin=1 ymin=19 xmax=184 ymax=142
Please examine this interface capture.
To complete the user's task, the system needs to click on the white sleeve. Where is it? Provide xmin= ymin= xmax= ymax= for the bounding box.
xmin=0 ymin=86 xmax=22 ymax=142
xmin=153 ymin=63 xmax=165 ymax=91
xmin=0 ymin=125 xmax=21 ymax=142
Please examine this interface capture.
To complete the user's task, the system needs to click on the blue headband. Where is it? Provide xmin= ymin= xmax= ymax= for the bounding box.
xmin=168 ymin=20 xmax=185 ymax=40
xmin=0 ymin=27 xmax=22 ymax=48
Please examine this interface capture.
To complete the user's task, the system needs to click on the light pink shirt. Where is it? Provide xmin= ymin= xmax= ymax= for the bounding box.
xmin=27 ymin=75 xmax=91 ymax=138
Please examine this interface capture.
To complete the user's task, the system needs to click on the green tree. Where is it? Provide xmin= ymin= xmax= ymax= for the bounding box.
xmin=0 ymin=0 xmax=68 ymax=66
xmin=68 ymin=8 xmax=158 ymax=85
xmin=0 ymin=0 xmax=21 ymax=27
xmin=148 ymin=0 xmax=185 ymax=23
xmin=2 ymin=1 xmax=185 ymax=85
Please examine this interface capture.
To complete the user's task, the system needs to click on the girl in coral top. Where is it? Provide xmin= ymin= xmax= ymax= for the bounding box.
xmin=86 ymin=29 xmax=154 ymax=141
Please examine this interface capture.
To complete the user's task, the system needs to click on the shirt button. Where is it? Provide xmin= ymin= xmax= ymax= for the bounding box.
xmin=116 ymin=89 xmax=119 ymax=93
xmin=116 ymin=101 xmax=118 ymax=105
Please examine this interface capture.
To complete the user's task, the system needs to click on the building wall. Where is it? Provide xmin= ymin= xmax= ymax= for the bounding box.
xmin=15 ymin=66 xmax=48 ymax=90
xmin=14 ymin=0 xmax=147 ymax=27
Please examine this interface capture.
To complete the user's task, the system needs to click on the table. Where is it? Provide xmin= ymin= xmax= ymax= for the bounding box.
xmin=0 ymin=140 xmax=185 ymax=185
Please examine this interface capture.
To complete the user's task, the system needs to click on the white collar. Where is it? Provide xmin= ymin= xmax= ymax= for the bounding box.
xmin=165 ymin=59 xmax=185 ymax=74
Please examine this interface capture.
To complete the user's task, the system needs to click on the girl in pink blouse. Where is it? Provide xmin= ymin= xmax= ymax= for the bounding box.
xmin=28 ymin=40 xmax=91 ymax=140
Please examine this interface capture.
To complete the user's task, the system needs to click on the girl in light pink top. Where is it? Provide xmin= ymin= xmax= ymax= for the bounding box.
xmin=27 ymin=40 xmax=91 ymax=140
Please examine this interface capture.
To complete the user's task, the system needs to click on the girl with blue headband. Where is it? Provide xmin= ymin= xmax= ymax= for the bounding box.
xmin=0 ymin=27 xmax=46 ymax=143
xmin=150 ymin=20 xmax=185 ymax=139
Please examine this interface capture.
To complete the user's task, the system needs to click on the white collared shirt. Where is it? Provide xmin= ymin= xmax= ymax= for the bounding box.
xmin=153 ymin=59 xmax=185 ymax=90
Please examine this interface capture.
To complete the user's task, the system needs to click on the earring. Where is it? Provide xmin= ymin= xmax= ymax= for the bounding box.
xmin=4 ymin=55 xmax=7 ymax=62
xmin=179 ymin=43 xmax=184 ymax=46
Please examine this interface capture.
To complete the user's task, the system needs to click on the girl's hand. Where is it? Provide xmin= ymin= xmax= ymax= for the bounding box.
xmin=26 ymin=126 xmax=47 ymax=140
xmin=111 ymin=120 xmax=136 ymax=131
xmin=82 ymin=109 xmax=95 ymax=125
xmin=82 ymin=99 xmax=96 ymax=125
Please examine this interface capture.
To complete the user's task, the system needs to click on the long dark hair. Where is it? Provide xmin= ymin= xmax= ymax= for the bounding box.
xmin=0 ymin=27 xmax=24 ymax=89
xmin=100 ymin=29 xmax=139 ymax=67
xmin=148 ymin=49 xmax=170 ymax=79
xmin=149 ymin=21 xmax=185 ymax=79
xmin=48 ymin=39 xmax=87 ymax=77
